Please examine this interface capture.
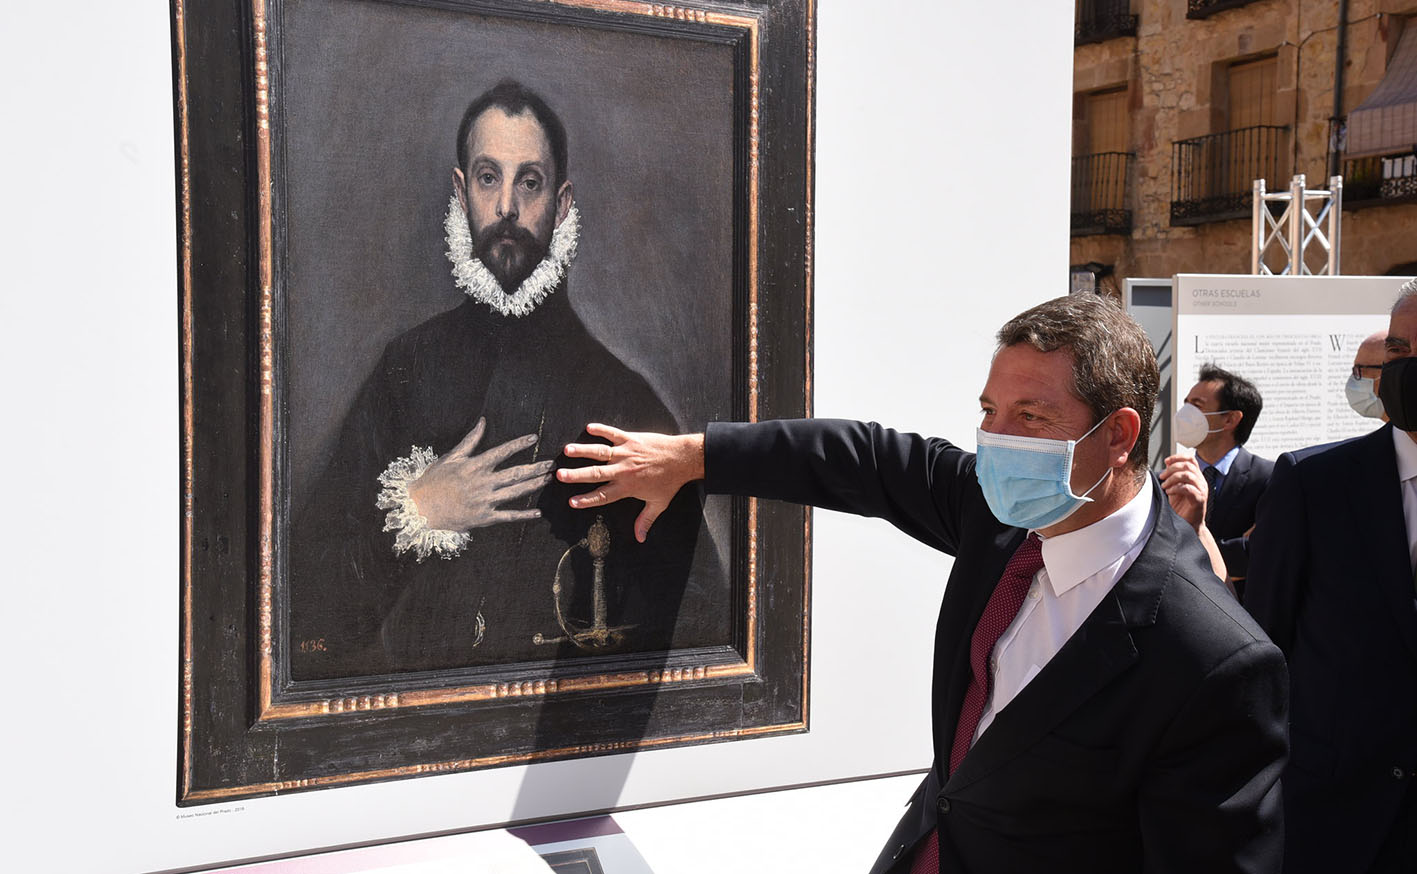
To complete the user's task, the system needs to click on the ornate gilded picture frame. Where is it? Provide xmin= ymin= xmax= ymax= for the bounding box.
xmin=175 ymin=0 xmax=814 ymax=804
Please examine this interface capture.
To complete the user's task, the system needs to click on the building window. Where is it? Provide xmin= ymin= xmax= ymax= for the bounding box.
xmin=1072 ymin=88 xmax=1134 ymax=236
xmin=1171 ymin=55 xmax=1289 ymax=225
xmin=1339 ymin=20 xmax=1417 ymax=209
xmin=1343 ymin=151 xmax=1417 ymax=207
xmin=1228 ymin=55 xmax=1279 ymax=129
xmin=1186 ymin=0 xmax=1265 ymax=21
xmin=1075 ymin=0 xmax=1137 ymax=46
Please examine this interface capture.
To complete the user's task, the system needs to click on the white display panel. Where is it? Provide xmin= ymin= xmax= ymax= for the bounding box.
xmin=1125 ymin=278 xmax=1176 ymax=471
xmin=1173 ymin=274 xmax=1410 ymax=461
xmin=4 ymin=1 xmax=1072 ymax=871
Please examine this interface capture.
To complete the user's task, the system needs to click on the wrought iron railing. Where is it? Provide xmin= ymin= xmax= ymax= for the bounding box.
xmin=1187 ymin=0 xmax=1263 ymax=19
xmin=1076 ymin=0 xmax=1137 ymax=45
xmin=1072 ymin=152 xmax=1134 ymax=235
xmin=1171 ymin=125 xmax=1289 ymax=225
xmin=1342 ymin=150 xmax=1417 ymax=208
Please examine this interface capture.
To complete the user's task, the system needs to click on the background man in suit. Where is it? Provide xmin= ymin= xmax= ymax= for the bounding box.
xmin=558 ymin=295 xmax=1287 ymax=873
xmin=1247 ymin=279 xmax=1417 ymax=874
xmin=1181 ymin=364 xmax=1274 ymax=592
xmin=1347 ymin=329 xmax=1389 ymax=422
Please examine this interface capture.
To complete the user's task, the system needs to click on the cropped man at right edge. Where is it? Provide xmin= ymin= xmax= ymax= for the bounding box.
xmin=1247 ymin=277 xmax=1417 ymax=874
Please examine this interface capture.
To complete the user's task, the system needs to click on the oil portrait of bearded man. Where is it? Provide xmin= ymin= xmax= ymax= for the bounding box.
xmin=175 ymin=0 xmax=812 ymax=806
xmin=286 ymin=75 xmax=730 ymax=681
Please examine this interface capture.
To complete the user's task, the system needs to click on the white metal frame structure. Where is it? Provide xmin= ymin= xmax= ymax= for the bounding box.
xmin=1252 ymin=174 xmax=1343 ymax=275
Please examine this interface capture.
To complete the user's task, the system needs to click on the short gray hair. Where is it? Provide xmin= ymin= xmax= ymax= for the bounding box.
xmin=1392 ymin=277 xmax=1417 ymax=315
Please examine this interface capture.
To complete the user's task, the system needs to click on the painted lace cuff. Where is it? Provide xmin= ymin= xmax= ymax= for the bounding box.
xmin=376 ymin=446 xmax=469 ymax=561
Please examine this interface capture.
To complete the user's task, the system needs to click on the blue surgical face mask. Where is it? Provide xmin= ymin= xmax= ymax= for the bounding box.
xmin=974 ymin=416 xmax=1113 ymax=530
xmin=1345 ymin=374 xmax=1386 ymax=419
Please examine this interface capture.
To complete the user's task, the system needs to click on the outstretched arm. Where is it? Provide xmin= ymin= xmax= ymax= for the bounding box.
xmin=559 ymin=423 xmax=705 ymax=542
xmin=563 ymin=419 xmax=972 ymax=554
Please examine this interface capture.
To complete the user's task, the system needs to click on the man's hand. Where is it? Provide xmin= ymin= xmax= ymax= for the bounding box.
xmin=407 ymin=418 xmax=553 ymax=531
xmin=558 ymin=423 xmax=705 ymax=543
xmin=1161 ymin=453 xmax=1208 ymax=531
xmin=1161 ymin=452 xmax=1232 ymax=588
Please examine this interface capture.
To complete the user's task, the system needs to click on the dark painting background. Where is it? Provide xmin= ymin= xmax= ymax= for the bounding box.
xmin=281 ymin=0 xmax=736 ymax=505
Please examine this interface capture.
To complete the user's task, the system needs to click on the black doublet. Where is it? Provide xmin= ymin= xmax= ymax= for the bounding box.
xmin=290 ymin=288 xmax=722 ymax=679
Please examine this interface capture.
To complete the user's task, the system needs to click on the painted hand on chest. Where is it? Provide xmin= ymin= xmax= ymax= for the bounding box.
xmin=407 ymin=416 xmax=554 ymax=531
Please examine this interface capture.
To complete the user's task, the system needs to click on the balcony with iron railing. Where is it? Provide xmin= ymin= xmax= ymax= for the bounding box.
xmin=1072 ymin=151 xmax=1134 ymax=235
xmin=1075 ymin=0 xmax=1137 ymax=46
xmin=1341 ymin=150 xmax=1417 ymax=209
xmin=1186 ymin=0 xmax=1264 ymax=20
xmin=1171 ymin=125 xmax=1290 ymax=225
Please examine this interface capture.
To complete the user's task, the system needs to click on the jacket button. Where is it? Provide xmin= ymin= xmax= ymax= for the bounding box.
xmin=937 ymin=797 xmax=952 ymax=815
xmin=1394 ymin=767 xmax=1407 ymax=780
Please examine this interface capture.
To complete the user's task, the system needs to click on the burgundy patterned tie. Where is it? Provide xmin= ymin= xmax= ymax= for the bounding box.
xmin=909 ymin=533 xmax=1045 ymax=874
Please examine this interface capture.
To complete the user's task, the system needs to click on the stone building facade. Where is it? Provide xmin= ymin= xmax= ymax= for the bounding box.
xmin=1072 ymin=0 xmax=1417 ymax=295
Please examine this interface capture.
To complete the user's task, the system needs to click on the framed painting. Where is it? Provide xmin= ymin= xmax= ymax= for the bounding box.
xmin=175 ymin=0 xmax=814 ymax=803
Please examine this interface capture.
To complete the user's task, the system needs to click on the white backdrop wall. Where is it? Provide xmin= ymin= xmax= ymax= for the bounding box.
xmin=1 ymin=1 xmax=1072 ymax=871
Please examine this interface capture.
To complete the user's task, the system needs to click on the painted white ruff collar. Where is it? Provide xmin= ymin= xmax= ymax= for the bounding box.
xmin=443 ymin=196 xmax=581 ymax=318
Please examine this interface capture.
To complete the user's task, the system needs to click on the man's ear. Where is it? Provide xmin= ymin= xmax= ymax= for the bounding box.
xmin=1223 ymin=410 xmax=1243 ymax=434
xmin=1109 ymin=407 xmax=1142 ymax=468
xmin=555 ymin=180 xmax=574 ymax=225
xmin=451 ymin=167 xmax=468 ymax=214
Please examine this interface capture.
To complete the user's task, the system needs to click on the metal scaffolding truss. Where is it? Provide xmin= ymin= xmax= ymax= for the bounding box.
xmin=1251 ymin=174 xmax=1343 ymax=275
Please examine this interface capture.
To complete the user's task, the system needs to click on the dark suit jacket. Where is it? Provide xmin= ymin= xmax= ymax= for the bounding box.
xmin=1245 ymin=423 xmax=1417 ymax=874
xmin=705 ymin=419 xmax=1287 ymax=874
xmin=1207 ymin=446 xmax=1275 ymax=578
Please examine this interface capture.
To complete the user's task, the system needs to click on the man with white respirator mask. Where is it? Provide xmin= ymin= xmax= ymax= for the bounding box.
xmin=1162 ymin=364 xmax=1273 ymax=596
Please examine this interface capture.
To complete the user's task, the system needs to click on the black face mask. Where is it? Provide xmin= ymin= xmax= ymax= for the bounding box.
xmin=1380 ymin=357 xmax=1417 ymax=432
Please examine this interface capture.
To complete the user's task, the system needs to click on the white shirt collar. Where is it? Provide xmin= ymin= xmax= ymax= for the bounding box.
xmin=1036 ymin=476 xmax=1154 ymax=597
xmin=1392 ymin=426 xmax=1417 ymax=483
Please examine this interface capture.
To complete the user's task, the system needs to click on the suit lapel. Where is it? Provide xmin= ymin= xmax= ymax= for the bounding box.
xmin=1208 ymin=447 xmax=1250 ymax=530
xmin=1349 ymin=426 xmax=1417 ymax=661
xmin=944 ymin=482 xmax=1178 ymax=792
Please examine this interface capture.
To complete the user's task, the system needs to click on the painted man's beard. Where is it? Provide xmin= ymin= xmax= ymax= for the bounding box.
xmin=444 ymin=196 xmax=581 ymax=318
xmin=473 ymin=218 xmax=547 ymax=293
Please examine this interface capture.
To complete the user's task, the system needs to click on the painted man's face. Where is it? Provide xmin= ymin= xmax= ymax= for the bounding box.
xmin=454 ymin=108 xmax=570 ymax=292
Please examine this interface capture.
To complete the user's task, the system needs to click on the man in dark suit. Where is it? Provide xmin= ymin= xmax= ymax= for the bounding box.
xmin=1182 ymin=364 xmax=1274 ymax=592
xmin=1246 ymin=280 xmax=1417 ymax=874
xmin=559 ymin=295 xmax=1287 ymax=873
